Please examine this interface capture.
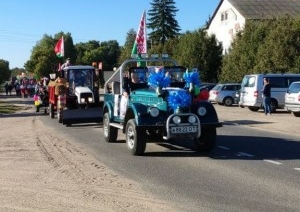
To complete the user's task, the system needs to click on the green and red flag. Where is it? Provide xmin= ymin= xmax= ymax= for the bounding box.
xmin=54 ymin=36 xmax=64 ymax=58
xmin=131 ymin=11 xmax=147 ymax=66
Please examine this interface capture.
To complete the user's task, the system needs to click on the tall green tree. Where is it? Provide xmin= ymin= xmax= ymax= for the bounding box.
xmin=174 ymin=29 xmax=222 ymax=82
xmin=118 ymin=29 xmax=136 ymax=64
xmin=24 ymin=32 xmax=75 ymax=79
xmin=0 ymin=59 xmax=10 ymax=84
xmin=220 ymin=17 xmax=300 ymax=83
xmin=147 ymin=0 xmax=181 ymax=45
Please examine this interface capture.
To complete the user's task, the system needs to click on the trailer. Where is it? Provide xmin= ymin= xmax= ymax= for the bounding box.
xmin=48 ymin=65 xmax=103 ymax=126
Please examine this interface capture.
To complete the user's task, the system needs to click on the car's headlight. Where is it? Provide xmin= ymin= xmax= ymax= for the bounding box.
xmin=80 ymin=98 xmax=86 ymax=103
xmin=172 ymin=116 xmax=181 ymax=124
xmin=88 ymin=97 xmax=93 ymax=102
xmin=188 ymin=115 xmax=196 ymax=123
xmin=197 ymin=107 xmax=207 ymax=116
xmin=148 ymin=107 xmax=159 ymax=117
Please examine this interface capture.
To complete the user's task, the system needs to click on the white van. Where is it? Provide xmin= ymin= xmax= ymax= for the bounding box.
xmin=239 ymin=74 xmax=300 ymax=112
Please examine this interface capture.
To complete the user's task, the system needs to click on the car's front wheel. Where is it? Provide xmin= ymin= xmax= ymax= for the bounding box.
xmin=103 ymin=113 xmax=118 ymax=142
xmin=193 ymin=127 xmax=216 ymax=152
xmin=126 ymin=119 xmax=146 ymax=155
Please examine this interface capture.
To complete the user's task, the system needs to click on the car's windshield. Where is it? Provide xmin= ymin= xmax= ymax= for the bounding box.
xmin=147 ymin=66 xmax=186 ymax=88
xmin=68 ymin=69 xmax=93 ymax=94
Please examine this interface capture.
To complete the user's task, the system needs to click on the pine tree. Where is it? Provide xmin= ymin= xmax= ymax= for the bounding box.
xmin=148 ymin=0 xmax=181 ymax=45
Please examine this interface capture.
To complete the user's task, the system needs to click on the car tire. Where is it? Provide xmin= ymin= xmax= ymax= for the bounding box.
xmin=270 ymin=99 xmax=277 ymax=113
xmin=223 ymin=97 xmax=234 ymax=106
xmin=193 ymin=127 xmax=216 ymax=152
xmin=248 ymin=106 xmax=260 ymax=112
xmin=103 ymin=112 xmax=118 ymax=143
xmin=126 ymin=119 xmax=146 ymax=155
xmin=292 ymin=112 xmax=300 ymax=117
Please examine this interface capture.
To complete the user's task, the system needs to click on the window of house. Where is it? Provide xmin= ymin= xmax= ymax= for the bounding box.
xmin=221 ymin=11 xmax=229 ymax=21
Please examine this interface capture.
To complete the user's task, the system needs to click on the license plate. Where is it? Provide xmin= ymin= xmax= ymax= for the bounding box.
xmin=171 ymin=126 xmax=198 ymax=134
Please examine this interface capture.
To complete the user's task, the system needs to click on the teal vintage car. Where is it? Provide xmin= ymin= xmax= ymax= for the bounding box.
xmin=102 ymin=54 xmax=222 ymax=155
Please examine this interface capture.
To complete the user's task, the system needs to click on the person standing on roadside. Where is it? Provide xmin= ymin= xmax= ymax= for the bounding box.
xmin=262 ymin=77 xmax=271 ymax=115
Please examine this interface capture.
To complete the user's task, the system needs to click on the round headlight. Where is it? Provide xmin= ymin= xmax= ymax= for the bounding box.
xmin=172 ymin=116 xmax=181 ymax=124
xmin=88 ymin=97 xmax=93 ymax=102
xmin=80 ymin=98 xmax=85 ymax=103
xmin=197 ymin=107 xmax=207 ymax=116
xmin=188 ymin=116 xmax=196 ymax=123
xmin=149 ymin=107 xmax=159 ymax=117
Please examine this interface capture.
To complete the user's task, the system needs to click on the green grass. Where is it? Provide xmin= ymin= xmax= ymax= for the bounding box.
xmin=0 ymin=102 xmax=23 ymax=114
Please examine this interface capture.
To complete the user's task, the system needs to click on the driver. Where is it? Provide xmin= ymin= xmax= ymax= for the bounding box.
xmin=74 ymin=72 xmax=85 ymax=86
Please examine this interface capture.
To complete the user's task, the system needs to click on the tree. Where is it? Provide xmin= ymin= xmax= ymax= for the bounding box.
xmin=24 ymin=32 xmax=76 ymax=79
xmin=174 ymin=29 xmax=222 ymax=82
xmin=118 ymin=29 xmax=136 ymax=64
xmin=147 ymin=0 xmax=181 ymax=45
xmin=0 ymin=59 xmax=10 ymax=84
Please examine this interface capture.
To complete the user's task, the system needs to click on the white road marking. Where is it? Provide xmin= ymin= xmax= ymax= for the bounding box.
xmin=236 ymin=152 xmax=254 ymax=157
xmin=263 ymin=160 xmax=282 ymax=165
xmin=217 ymin=146 xmax=230 ymax=150
xmin=294 ymin=168 xmax=300 ymax=171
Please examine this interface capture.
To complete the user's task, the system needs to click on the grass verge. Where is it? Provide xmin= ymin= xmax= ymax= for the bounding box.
xmin=0 ymin=102 xmax=23 ymax=114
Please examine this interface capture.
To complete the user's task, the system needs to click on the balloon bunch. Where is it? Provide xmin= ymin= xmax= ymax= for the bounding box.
xmin=168 ymin=89 xmax=191 ymax=111
xmin=148 ymin=67 xmax=171 ymax=88
xmin=183 ymin=69 xmax=200 ymax=96
xmin=148 ymin=67 xmax=171 ymax=96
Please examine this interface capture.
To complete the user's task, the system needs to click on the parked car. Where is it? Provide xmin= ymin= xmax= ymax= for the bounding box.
xmin=209 ymin=83 xmax=241 ymax=106
xmin=284 ymin=81 xmax=300 ymax=117
xmin=239 ymin=73 xmax=300 ymax=112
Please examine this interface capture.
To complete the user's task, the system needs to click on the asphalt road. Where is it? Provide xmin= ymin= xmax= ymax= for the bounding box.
xmin=39 ymin=104 xmax=300 ymax=212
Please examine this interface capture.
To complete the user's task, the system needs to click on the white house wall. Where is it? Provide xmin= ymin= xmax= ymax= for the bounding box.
xmin=207 ymin=0 xmax=246 ymax=54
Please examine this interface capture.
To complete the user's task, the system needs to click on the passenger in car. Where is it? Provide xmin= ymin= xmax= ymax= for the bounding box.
xmin=122 ymin=72 xmax=139 ymax=97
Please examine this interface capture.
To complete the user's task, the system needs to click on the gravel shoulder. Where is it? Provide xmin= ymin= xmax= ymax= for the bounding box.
xmin=0 ymin=95 xmax=178 ymax=212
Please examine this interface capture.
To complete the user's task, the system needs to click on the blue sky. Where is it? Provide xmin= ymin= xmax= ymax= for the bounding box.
xmin=0 ymin=0 xmax=220 ymax=69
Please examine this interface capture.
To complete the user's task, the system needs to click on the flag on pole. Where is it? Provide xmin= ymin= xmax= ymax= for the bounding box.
xmin=131 ymin=11 xmax=147 ymax=57
xmin=54 ymin=36 xmax=64 ymax=58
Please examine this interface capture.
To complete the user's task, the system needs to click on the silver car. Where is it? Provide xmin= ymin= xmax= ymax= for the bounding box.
xmin=209 ymin=83 xmax=241 ymax=106
xmin=284 ymin=81 xmax=300 ymax=117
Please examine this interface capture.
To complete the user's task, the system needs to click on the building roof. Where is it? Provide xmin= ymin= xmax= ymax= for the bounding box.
xmin=230 ymin=0 xmax=300 ymax=19
xmin=208 ymin=0 xmax=300 ymax=27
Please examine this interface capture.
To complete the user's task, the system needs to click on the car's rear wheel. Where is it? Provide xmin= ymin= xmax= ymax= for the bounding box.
xmin=248 ymin=106 xmax=260 ymax=112
xmin=223 ymin=97 xmax=234 ymax=106
xmin=292 ymin=112 xmax=300 ymax=117
xmin=270 ymin=99 xmax=277 ymax=112
xmin=193 ymin=127 xmax=216 ymax=152
xmin=126 ymin=119 xmax=146 ymax=155
xmin=103 ymin=113 xmax=118 ymax=142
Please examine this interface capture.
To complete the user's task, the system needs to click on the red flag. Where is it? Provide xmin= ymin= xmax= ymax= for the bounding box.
xmin=54 ymin=36 xmax=64 ymax=58
xmin=131 ymin=11 xmax=147 ymax=56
